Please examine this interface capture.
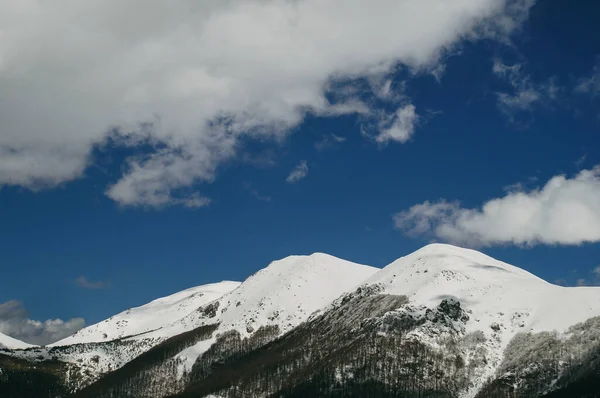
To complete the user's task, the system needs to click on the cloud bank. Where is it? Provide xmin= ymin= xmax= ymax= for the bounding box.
xmin=0 ymin=300 xmax=85 ymax=346
xmin=394 ymin=167 xmax=600 ymax=247
xmin=0 ymin=0 xmax=534 ymax=207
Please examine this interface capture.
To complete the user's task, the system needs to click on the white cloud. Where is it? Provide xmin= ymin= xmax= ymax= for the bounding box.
xmin=0 ymin=0 xmax=534 ymax=207
xmin=395 ymin=200 xmax=461 ymax=236
xmin=576 ymin=59 xmax=600 ymax=95
xmin=576 ymin=265 xmax=600 ymax=287
xmin=575 ymin=154 xmax=587 ymax=169
xmin=315 ymin=133 xmax=347 ymax=151
xmin=497 ymin=89 xmax=541 ymax=111
xmin=0 ymin=300 xmax=85 ymax=346
xmin=75 ymin=276 xmax=107 ymax=290
xmin=376 ymin=104 xmax=419 ymax=144
xmin=286 ymin=160 xmax=309 ymax=184
xmin=394 ymin=167 xmax=600 ymax=247
xmin=243 ymin=182 xmax=272 ymax=202
xmin=492 ymin=59 xmax=558 ymax=119
xmin=365 ymin=75 xmax=409 ymax=102
xmin=430 ymin=63 xmax=447 ymax=83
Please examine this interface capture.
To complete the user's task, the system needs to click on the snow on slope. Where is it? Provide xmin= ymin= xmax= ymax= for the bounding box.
xmin=50 ymin=281 xmax=240 ymax=347
xmin=367 ymin=243 xmax=600 ymax=337
xmin=174 ymin=253 xmax=379 ymax=370
xmin=213 ymin=253 xmax=379 ymax=337
xmin=9 ymin=244 xmax=599 ymax=396
xmin=365 ymin=243 xmax=600 ymax=396
xmin=0 ymin=331 xmax=35 ymax=350
xmin=27 ymin=253 xmax=374 ymax=385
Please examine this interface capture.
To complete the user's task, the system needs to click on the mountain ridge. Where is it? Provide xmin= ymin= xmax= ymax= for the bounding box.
xmin=50 ymin=280 xmax=242 ymax=347
xmin=2 ymin=244 xmax=600 ymax=398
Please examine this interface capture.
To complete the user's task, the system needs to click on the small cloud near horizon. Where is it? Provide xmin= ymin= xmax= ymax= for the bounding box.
xmin=75 ymin=276 xmax=108 ymax=290
xmin=0 ymin=300 xmax=85 ymax=345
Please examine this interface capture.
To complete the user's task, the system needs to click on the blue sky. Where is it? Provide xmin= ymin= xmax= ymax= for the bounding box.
xmin=1 ymin=0 xmax=600 ymax=343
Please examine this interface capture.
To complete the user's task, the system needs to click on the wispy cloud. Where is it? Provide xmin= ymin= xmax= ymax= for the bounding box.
xmin=375 ymin=104 xmax=419 ymax=144
xmin=315 ymin=134 xmax=347 ymax=151
xmin=240 ymin=150 xmax=278 ymax=169
xmin=575 ymin=154 xmax=587 ymax=169
xmin=367 ymin=77 xmax=408 ymax=102
xmin=591 ymin=265 xmax=600 ymax=286
xmin=430 ymin=63 xmax=447 ymax=83
xmin=492 ymin=59 xmax=559 ymax=121
xmin=566 ymin=265 xmax=600 ymax=287
xmin=286 ymin=161 xmax=309 ymax=184
xmin=577 ymin=278 xmax=588 ymax=287
xmin=75 ymin=276 xmax=108 ymax=290
xmin=178 ymin=194 xmax=212 ymax=209
xmin=243 ymin=182 xmax=272 ymax=202
xmin=575 ymin=59 xmax=600 ymax=96
xmin=0 ymin=300 xmax=85 ymax=345
xmin=497 ymin=89 xmax=541 ymax=112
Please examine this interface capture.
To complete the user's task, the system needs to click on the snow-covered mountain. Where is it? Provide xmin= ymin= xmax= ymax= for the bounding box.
xmin=1 ymin=252 xmax=377 ymax=393
xmin=172 ymin=253 xmax=379 ymax=370
xmin=51 ymin=281 xmax=241 ymax=347
xmin=362 ymin=243 xmax=600 ymax=395
xmin=210 ymin=252 xmax=379 ymax=336
xmin=53 ymin=253 xmax=376 ymax=354
xmin=366 ymin=243 xmax=600 ymax=338
xmin=0 ymin=331 xmax=34 ymax=350
xmin=3 ymin=244 xmax=600 ymax=398
xmin=367 ymin=242 xmax=600 ymax=343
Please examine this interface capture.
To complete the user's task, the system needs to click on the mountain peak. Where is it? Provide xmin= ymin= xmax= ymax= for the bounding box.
xmin=388 ymin=243 xmax=546 ymax=281
xmin=172 ymin=253 xmax=379 ymax=372
xmin=252 ymin=252 xmax=378 ymax=281
xmin=209 ymin=252 xmax=380 ymax=336
xmin=367 ymin=243 xmax=548 ymax=299
xmin=361 ymin=243 xmax=600 ymax=359
xmin=408 ymin=243 xmax=497 ymax=263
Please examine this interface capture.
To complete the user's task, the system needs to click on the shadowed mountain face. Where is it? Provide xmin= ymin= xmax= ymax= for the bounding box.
xmin=2 ymin=244 xmax=600 ymax=398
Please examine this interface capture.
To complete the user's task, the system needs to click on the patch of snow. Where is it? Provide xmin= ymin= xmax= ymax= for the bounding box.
xmin=0 ymin=331 xmax=35 ymax=350
xmin=50 ymin=281 xmax=240 ymax=347
xmin=176 ymin=337 xmax=216 ymax=380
